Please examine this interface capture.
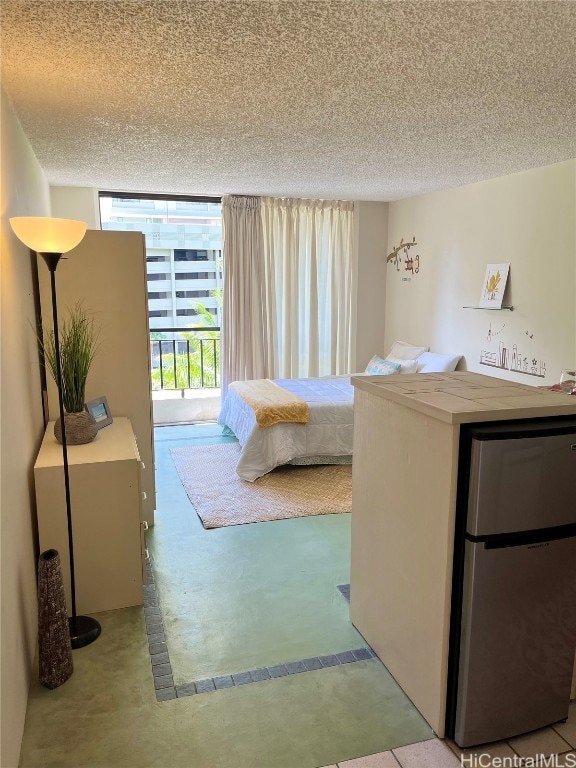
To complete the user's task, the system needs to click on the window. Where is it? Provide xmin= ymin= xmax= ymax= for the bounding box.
xmin=176 ymin=290 xmax=211 ymax=298
xmin=99 ymin=193 xmax=222 ymax=329
xmin=175 ymin=272 xmax=211 ymax=280
xmin=176 ymin=309 xmax=198 ymax=317
xmin=174 ymin=249 xmax=208 ymax=261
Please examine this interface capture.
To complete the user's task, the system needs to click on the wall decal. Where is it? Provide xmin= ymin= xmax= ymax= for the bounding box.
xmin=480 ymin=339 xmax=546 ymax=378
xmin=486 ymin=322 xmax=506 ymax=343
xmin=479 ymin=263 xmax=510 ymax=308
xmin=387 ymin=237 xmax=419 ymax=276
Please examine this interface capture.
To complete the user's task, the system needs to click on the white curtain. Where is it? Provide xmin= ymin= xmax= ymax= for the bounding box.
xmin=261 ymin=197 xmax=354 ymax=379
xmin=221 ymin=195 xmax=272 ymax=394
xmin=222 ymin=195 xmax=355 ymax=389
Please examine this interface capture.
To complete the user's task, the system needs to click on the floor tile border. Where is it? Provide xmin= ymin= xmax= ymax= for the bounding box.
xmin=144 ymin=558 xmax=375 ymax=702
xmin=173 ymin=647 xmax=377 ymax=700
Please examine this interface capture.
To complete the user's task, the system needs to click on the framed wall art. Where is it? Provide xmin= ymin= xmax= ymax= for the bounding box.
xmin=479 ymin=263 xmax=510 ymax=309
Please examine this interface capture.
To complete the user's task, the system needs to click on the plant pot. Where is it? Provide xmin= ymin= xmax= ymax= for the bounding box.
xmin=54 ymin=410 xmax=98 ymax=445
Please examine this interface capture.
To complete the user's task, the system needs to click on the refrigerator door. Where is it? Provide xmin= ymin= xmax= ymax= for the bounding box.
xmin=468 ymin=430 xmax=576 ymax=537
xmin=454 ymin=536 xmax=576 ymax=748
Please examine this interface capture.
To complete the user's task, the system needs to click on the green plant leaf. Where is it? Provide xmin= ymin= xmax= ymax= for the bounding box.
xmin=41 ymin=302 xmax=100 ymax=413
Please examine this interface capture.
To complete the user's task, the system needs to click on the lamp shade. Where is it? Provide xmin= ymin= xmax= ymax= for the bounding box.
xmin=10 ymin=217 xmax=87 ymax=254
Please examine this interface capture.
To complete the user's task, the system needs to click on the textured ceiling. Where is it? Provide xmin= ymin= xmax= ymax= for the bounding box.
xmin=1 ymin=1 xmax=575 ymax=201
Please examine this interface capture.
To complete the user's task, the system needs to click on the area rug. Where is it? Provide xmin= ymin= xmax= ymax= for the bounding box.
xmin=170 ymin=442 xmax=352 ymax=528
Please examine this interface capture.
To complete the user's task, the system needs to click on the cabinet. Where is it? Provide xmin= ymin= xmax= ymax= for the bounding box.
xmin=34 ymin=418 xmax=144 ymax=615
xmin=37 ymin=229 xmax=156 ymax=525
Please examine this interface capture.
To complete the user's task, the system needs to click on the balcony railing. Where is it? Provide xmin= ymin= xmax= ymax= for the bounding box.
xmin=150 ymin=327 xmax=220 ymax=390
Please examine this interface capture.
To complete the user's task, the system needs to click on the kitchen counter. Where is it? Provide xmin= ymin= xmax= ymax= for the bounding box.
xmin=351 ymin=371 xmax=576 ymax=424
xmin=349 ymin=371 xmax=576 ymax=737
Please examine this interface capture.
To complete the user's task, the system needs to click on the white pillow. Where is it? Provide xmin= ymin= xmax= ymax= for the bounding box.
xmin=417 ymin=351 xmax=462 ymax=373
xmin=387 ymin=340 xmax=429 ymax=360
xmin=385 ymin=356 xmax=419 ymax=374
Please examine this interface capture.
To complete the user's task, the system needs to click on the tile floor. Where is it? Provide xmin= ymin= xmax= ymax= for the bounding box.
xmin=319 ymin=704 xmax=576 ymax=765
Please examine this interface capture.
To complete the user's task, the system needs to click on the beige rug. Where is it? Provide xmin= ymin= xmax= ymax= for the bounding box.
xmin=170 ymin=442 xmax=352 ymax=528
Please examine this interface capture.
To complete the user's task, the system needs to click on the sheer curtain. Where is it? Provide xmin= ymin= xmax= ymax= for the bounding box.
xmin=260 ymin=197 xmax=354 ymax=378
xmin=222 ymin=195 xmax=355 ymax=389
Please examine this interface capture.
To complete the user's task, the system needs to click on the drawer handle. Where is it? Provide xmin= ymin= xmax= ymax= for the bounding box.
xmin=141 ymin=491 xmax=147 ymax=501
xmin=142 ymin=520 xmax=149 ymax=531
xmin=141 ymin=461 xmax=146 ymax=470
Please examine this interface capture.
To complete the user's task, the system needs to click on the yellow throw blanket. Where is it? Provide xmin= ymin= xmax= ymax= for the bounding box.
xmin=230 ymin=379 xmax=310 ymax=428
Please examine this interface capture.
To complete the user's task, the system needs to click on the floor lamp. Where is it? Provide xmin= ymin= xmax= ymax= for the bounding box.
xmin=10 ymin=217 xmax=101 ymax=649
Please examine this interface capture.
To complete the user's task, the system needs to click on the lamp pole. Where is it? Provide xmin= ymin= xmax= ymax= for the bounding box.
xmin=42 ymin=252 xmax=101 ymax=649
xmin=44 ymin=254 xmax=77 ymax=615
xmin=10 ymin=218 xmax=101 ymax=650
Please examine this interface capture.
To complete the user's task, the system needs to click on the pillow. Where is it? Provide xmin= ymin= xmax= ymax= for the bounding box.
xmin=416 ymin=351 xmax=462 ymax=373
xmin=365 ymin=355 xmax=401 ymax=376
xmin=387 ymin=340 xmax=429 ymax=360
xmin=385 ymin=356 xmax=419 ymax=374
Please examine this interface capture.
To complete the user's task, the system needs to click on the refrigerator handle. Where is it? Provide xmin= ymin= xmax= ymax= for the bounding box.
xmin=468 ymin=522 xmax=576 ymax=550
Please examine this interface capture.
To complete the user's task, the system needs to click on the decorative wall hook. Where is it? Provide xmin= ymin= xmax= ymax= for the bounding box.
xmin=387 ymin=237 xmax=419 ymax=274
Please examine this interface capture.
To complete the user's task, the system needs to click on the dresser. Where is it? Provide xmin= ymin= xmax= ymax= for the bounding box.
xmin=34 ymin=417 xmax=145 ymax=615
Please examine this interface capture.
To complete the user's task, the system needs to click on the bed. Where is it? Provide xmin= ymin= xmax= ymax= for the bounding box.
xmin=218 ymin=375 xmax=354 ymax=481
xmin=219 ymin=345 xmax=463 ymax=481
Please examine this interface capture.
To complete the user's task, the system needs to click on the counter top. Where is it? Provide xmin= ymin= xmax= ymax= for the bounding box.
xmin=351 ymin=371 xmax=576 ymax=424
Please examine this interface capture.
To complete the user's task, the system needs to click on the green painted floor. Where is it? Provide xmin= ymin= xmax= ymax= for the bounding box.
xmin=19 ymin=423 xmax=434 ymax=768
xmin=151 ymin=423 xmax=364 ymax=682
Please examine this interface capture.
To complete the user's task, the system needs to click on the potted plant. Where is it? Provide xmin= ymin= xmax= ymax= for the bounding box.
xmin=42 ymin=302 xmax=101 ymax=444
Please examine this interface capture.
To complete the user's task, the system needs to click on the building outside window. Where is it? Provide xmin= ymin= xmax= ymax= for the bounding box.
xmin=99 ymin=195 xmax=222 ymax=331
xmin=175 ymin=272 xmax=211 ymax=280
xmin=174 ymin=249 xmax=210 ymax=261
xmin=176 ymin=290 xmax=211 ymax=299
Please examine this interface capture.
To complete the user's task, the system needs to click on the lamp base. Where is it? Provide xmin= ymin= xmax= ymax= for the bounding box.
xmin=69 ymin=615 xmax=101 ymax=649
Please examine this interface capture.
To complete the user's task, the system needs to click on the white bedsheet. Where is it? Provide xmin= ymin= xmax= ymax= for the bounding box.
xmin=218 ymin=375 xmax=354 ymax=481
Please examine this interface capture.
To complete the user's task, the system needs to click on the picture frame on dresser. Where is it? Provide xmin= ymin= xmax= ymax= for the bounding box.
xmin=85 ymin=396 xmax=113 ymax=429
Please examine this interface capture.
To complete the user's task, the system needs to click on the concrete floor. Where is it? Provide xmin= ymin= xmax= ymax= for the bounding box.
xmin=18 ymin=423 xmax=434 ymax=768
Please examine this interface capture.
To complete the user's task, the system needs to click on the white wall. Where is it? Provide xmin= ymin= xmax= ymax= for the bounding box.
xmin=50 ymin=186 xmax=101 ymax=230
xmin=0 ymin=87 xmax=51 ymax=768
xmin=385 ymin=160 xmax=576 ymax=386
xmin=354 ymin=201 xmax=389 ymax=371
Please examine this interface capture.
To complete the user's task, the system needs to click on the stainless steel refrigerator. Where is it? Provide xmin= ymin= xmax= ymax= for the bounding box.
xmin=447 ymin=418 xmax=576 ymax=748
